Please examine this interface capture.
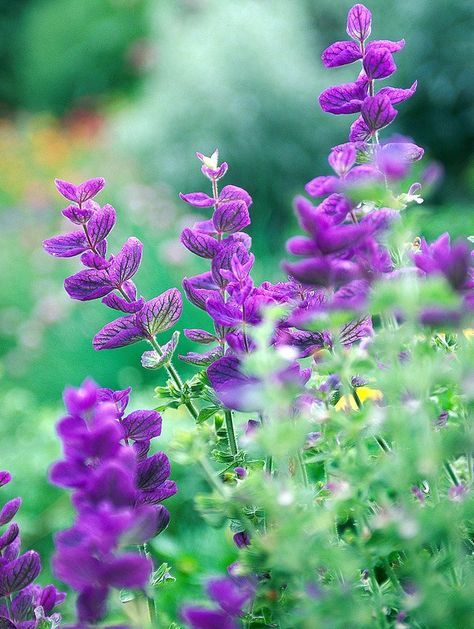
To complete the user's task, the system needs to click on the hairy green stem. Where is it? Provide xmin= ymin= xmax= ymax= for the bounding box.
xmin=224 ymin=408 xmax=238 ymax=457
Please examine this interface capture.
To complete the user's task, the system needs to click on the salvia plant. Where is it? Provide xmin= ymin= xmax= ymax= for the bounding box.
xmin=13 ymin=2 xmax=472 ymax=627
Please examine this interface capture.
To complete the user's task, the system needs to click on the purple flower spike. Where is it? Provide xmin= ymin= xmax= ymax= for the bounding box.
xmin=361 ymin=94 xmax=398 ymax=133
xmin=363 ymin=47 xmax=396 ymax=80
xmin=55 ymin=177 xmax=105 ymax=204
xmin=347 ymin=4 xmax=372 ymax=42
xmin=322 ymin=40 xmax=363 ymax=68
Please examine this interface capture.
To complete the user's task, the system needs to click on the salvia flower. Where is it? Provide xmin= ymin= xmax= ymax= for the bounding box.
xmin=50 ymin=379 xmax=175 ymax=626
xmin=0 ymin=471 xmax=65 ymax=628
xmin=43 ymin=178 xmax=183 ymax=357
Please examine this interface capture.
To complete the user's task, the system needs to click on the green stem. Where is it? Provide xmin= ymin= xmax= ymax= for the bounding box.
xmin=138 ymin=544 xmax=157 ymax=626
xmin=444 ymin=461 xmax=461 ymax=487
xmin=352 ymin=387 xmax=391 ymax=453
xmin=224 ymin=409 xmax=238 ymax=457
xmin=297 ymin=448 xmax=308 ymax=487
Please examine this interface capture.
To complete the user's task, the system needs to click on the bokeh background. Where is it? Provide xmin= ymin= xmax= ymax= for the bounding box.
xmin=1 ymin=0 xmax=473 ymax=623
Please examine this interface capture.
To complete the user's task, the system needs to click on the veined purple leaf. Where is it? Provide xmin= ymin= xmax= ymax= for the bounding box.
xmin=93 ymin=315 xmax=144 ymax=350
xmin=361 ymin=94 xmax=397 ymax=132
xmin=62 ymin=202 xmax=96 ymax=225
xmin=206 ymin=297 xmax=243 ymax=327
xmin=182 ymin=278 xmax=216 ymax=310
xmin=366 ymin=39 xmax=405 ymax=54
xmin=181 ymin=228 xmax=220 ymax=259
xmin=0 ymin=551 xmax=41 ymax=596
xmin=43 ymin=231 xmax=88 ymax=258
xmin=226 ymin=232 xmax=252 ymax=250
xmin=319 ymin=77 xmax=368 ymax=115
xmin=0 ymin=498 xmax=21 ymax=526
xmin=122 ymin=410 xmax=162 ymax=442
xmin=138 ymin=480 xmax=177 ymax=504
xmin=0 ymin=472 xmax=11 ymax=487
xmin=141 ymin=331 xmax=179 ymax=369
xmin=109 ymin=237 xmax=143 ymax=286
xmin=81 ymin=251 xmax=110 ymax=270
xmin=0 ymin=523 xmax=19 ymax=551
xmin=378 ymin=81 xmax=417 ymax=104
xmin=340 ymin=316 xmax=373 ymax=346
xmin=179 ymin=346 xmax=223 ymax=366
xmin=179 ymin=192 xmax=216 ymax=207
xmin=137 ymin=288 xmax=182 ymax=337
xmin=65 ymin=268 xmax=113 ymax=301
xmin=102 ymin=291 xmax=145 ymax=314
xmin=213 ymin=200 xmax=250 ymax=234
xmin=184 ymin=329 xmax=217 ymax=344
xmin=305 ymin=175 xmax=340 ymax=198
xmin=349 ymin=116 xmax=372 ymax=142
xmin=137 ymin=452 xmax=170 ymax=492
xmin=219 ymin=185 xmax=253 ymax=208
xmin=193 ymin=219 xmax=216 ymax=235
xmin=347 ymin=4 xmax=372 ymax=42
xmin=363 ymin=47 xmax=396 ymax=80
xmin=87 ymin=204 xmax=116 ymax=246
xmin=54 ymin=179 xmax=79 ymax=203
xmin=322 ymin=40 xmax=362 ymax=68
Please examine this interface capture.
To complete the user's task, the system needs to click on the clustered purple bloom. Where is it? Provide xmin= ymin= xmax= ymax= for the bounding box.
xmin=50 ymin=379 xmax=174 ymax=627
xmin=43 ymin=178 xmax=183 ymax=355
xmin=181 ymin=573 xmax=255 ymax=629
xmin=0 ymin=471 xmax=65 ymax=628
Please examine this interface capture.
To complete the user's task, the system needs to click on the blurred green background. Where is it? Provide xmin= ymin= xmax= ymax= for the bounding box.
xmin=0 ymin=0 xmax=473 ymax=623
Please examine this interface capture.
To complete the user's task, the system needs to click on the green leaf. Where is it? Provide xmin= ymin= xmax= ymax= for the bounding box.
xmin=197 ymin=406 xmax=220 ymax=424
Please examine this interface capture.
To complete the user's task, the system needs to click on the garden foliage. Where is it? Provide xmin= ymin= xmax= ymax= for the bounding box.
xmin=4 ymin=3 xmax=473 ymax=627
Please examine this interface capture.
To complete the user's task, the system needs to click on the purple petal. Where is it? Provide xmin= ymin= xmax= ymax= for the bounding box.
xmin=0 ymin=498 xmax=21 ymax=526
xmin=62 ymin=201 xmax=97 ymax=225
xmin=76 ymin=178 xmax=106 ymax=203
xmin=317 ymin=223 xmax=370 ymax=254
xmin=138 ymin=480 xmax=177 ymax=504
xmin=321 ymin=41 xmax=362 ymax=68
xmin=65 ymin=268 xmax=113 ymax=301
xmin=317 ymin=194 xmax=351 ymax=224
xmin=0 ymin=551 xmax=41 ymax=596
xmin=219 ymin=184 xmax=252 ymax=208
xmin=76 ymin=585 xmax=108 ymax=625
xmin=328 ymin=144 xmax=356 ymax=177
xmin=206 ymin=578 xmax=252 ymax=616
xmin=344 ymin=164 xmax=382 ymax=187
xmin=363 ymin=47 xmax=396 ymax=80
xmin=349 ymin=116 xmax=372 ymax=142
xmin=93 ymin=315 xmax=144 ymax=350
xmin=54 ymin=179 xmax=78 ymax=203
xmin=137 ymin=452 xmax=170 ymax=492
xmin=201 ymin=162 xmax=228 ymax=180
xmin=122 ymin=410 xmax=162 ymax=442
xmin=213 ymin=200 xmax=250 ymax=234
xmin=207 ymin=356 xmax=261 ymax=412
xmin=361 ymin=95 xmax=397 ymax=132
xmin=184 ymin=328 xmax=217 ymax=344
xmin=378 ymin=81 xmax=417 ymax=104
xmin=181 ymin=228 xmax=220 ymax=259
xmin=346 ymin=4 xmax=372 ymax=42
xmin=87 ymin=204 xmax=116 ymax=247
xmin=43 ymin=231 xmax=88 ymax=258
xmin=0 ymin=472 xmax=11 ymax=488
xmin=102 ymin=554 xmax=152 ymax=589
xmin=102 ymin=292 xmax=145 ymax=314
xmin=137 ymin=288 xmax=182 ymax=337
xmin=108 ymin=237 xmax=143 ymax=286
xmin=179 ymin=347 xmax=223 ymax=366
xmin=181 ymin=607 xmax=238 ymax=629
xmin=0 ymin=524 xmax=19 ymax=551
xmin=319 ymin=77 xmax=368 ymax=115
xmin=366 ymin=39 xmax=405 ymax=54
xmin=206 ymin=297 xmax=243 ymax=327
xmin=179 ymin=192 xmax=216 ymax=207
xmin=211 ymin=243 xmax=250 ymax=289
xmin=286 ymin=236 xmax=317 ymax=256
xmin=305 ymin=175 xmax=340 ymax=198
